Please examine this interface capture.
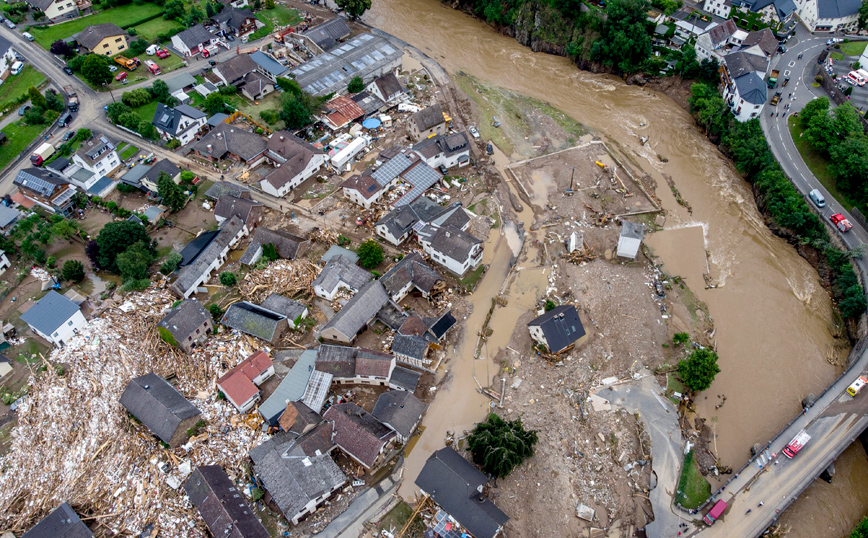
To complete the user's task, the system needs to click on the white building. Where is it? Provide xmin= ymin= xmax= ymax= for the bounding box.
xmin=617 ymin=221 xmax=645 ymax=259
xmin=0 ymin=36 xmax=15 ymax=79
xmin=704 ymin=0 xmax=732 ymax=18
xmin=216 ymin=350 xmax=275 ymax=412
xmin=171 ymin=24 xmax=216 ymax=56
xmin=0 ymin=250 xmax=10 ymax=273
xmin=794 ymin=0 xmax=859 ymax=32
xmin=152 ymin=104 xmax=208 ymax=146
xmin=72 ymin=133 xmax=120 ymax=178
xmin=412 ymin=132 xmax=472 ymax=171
xmin=170 ymin=216 xmax=249 ymax=298
xmin=331 ymin=136 xmax=370 ymax=172
xmin=20 ymin=290 xmax=87 ymax=347
xmin=261 ymin=132 xmax=329 ymax=198
xmin=721 ymin=51 xmax=769 ymax=122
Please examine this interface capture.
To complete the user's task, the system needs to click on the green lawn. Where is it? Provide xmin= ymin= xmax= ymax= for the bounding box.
xmin=251 ymin=6 xmax=301 ymax=40
xmin=130 ymin=17 xmax=183 ymax=41
xmin=830 ymin=51 xmax=845 ymax=61
xmin=0 ymin=121 xmax=49 ymax=173
xmin=132 ymin=100 xmax=160 ymax=125
xmin=675 ymin=451 xmax=711 ymax=509
xmin=120 ymin=144 xmax=140 ymax=160
xmin=840 ymin=41 xmax=868 ymax=57
xmin=788 ymin=115 xmax=855 ymax=211
xmin=229 ymin=91 xmax=284 ymax=130
xmin=460 ymin=264 xmax=486 ymax=291
xmin=0 ymin=66 xmax=47 ymax=115
xmin=29 ymin=3 xmax=165 ymax=49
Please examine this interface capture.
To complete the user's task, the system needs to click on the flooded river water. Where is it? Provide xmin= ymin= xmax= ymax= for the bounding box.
xmin=369 ymin=0 xmax=868 ymax=531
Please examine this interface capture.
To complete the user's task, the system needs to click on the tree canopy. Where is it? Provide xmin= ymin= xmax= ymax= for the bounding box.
xmin=335 ymin=0 xmax=371 ymax=19
xmin=61 ymin=260 xmax=85 ymax=283
xmin=81 ymin=55 xmax=112 ymax=86
xmin=357 ymin=239 xmax=384 ymax=269
xmin=116 ymin=241 xmax=156 ymax=281
xmin=590 ymin=0 xmax=652 ymax=74
xmin=157 ymin=172 xmax=186 ymax=211
xmin=466 ymin=413 xmax=538 ymax=478
xmin=347 ymin=76 xmax=364 ymax=93
xmin=678 ymin=348 xmax=721 ymax=392
xmin=95 ymin=221 xmax=154 ymax=273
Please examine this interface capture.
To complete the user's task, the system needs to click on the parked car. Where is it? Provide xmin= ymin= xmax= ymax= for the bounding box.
xmin=469 ymin=125 xmax=480 ymax=139
xmin=108 ymin=65 xmax=118 ymax=72
xmin=115 ymin=71 xmax=127 ymax=81
xmin=208 ymin=60 xmax=216 ymax=66
xmin=63 ymin=66 xmax=73 ymax=75
xmin=438 ymin=164 xmax=448 ymax=175
xmin=21 ymin=32 xmax=33 ymax=41
xmin=14 ymin=52 xmax=23 ymax=62
xmin=62 ymin=131 xmax=75 ymax=141
xmin=486 ymin=142 xmax=494 ymax=155
xmin=156 ymin=49 xmax=170 ymax=59
xmin=225 ymin=34 xmax=235 ymax=42
xmin=4 ymin=20 xmax=15 ymax=29
xmin=18 ymin=104 xmax=30 ymax=116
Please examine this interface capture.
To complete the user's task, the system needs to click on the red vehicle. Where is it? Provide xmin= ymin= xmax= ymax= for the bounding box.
xmin=783 ymin=429 xmax=811 ymax=458
xmin=830 ymin=213 xmax=853 ymax=232
xmin=704 ymin=500 xmax=727 ymax=525
xmin=145 ymin=60 xmax=161 ymax=75
xmin=156 ymin=49 xmax=170 ymax=59
xmin=115 ymin=71 xmax=127 ymax=81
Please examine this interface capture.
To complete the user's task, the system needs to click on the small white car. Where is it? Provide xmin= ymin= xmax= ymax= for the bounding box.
xmin=108 ymin=65 xmax=118 ymax=72
xmin=469 ymin=125 xmax=480 ymax=139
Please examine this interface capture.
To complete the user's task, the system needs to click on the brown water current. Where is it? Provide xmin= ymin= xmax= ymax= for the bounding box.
xmin=370 ymin=0 xmax=868 ymax=529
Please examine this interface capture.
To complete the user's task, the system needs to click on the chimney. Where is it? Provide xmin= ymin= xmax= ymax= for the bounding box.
xmin=280 ymin=135 xmax=285 ymax=141
xmin=207 ymin=144 xmax=213 ymax=153
xmin=216 ymin=132 xmax=223 ymax=139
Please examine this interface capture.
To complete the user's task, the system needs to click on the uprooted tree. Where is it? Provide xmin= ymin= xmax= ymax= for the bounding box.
xmin=466 ymin=413 xmax=538 ymax=479
xmin=678 ymin=347 xmax=721 ymax=392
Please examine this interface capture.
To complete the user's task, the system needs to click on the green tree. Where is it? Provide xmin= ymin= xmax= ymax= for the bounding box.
xmin=357 ymin=239 xmax=384 ymax=269
xmin=687 ymin=83 xmax=730 ymax=138
xmin=678 ymin=348 xmax=721 ymax=392
xmin=672 ymin=332 xmax=690 ymax=345
xmin=28 ymin=86 xmax=47 ymax=110
xmin=164 ymin=0 xmax=184 ymax=19
xmin=150 ymin=79 xmax=175 ymax=104
xmin=279 ymin=93 xmax=313 ymax=129
xmin=68 ymin=54 xmax=88 ymax=72
xmin=51 ymin=219 xmax=78 ymax=239
xmin=203 ymin=93 xmax=227 ymax=115
xmin=679 ymin=45 xmax=700 ymax=79
xmin=860 ymin=0 xmax=868 ymax=29
xmin=220 ymin=271 xmax=237 ymax=286
xmin=122 ymin=88 xmax=152 ymax=107
xmin=275 ymin=77 xmax=303 ymax=96
xmin=209 ymin=303 xmax=223 ymax=321
xmin=185 ymin=7 xmax=205 ymax=26
xmin=157 ymin=171 xmax=186 ymax=211
xmin=61 ymin=259 xmax=85 ymax=282
xmin=116 ymin=241 xmax=155 ymax=281
xmin=262 ymin=242 xmax=278 ymax=262
xmin=23 ymin=109 xmax=46 ymax=125
xmin=75 ymin=128 xmax=91 ymax=142
xmin=160 ymin=251 xmax=183 ymax=274
xmin=829 ymin=135 xmax=868 ymax=194
xmin=96 ymin=221 xmax=153 ymax=272
xmin=205 ymin=0 xmax=215 ymax=17
xmin=335 ymin=0 xmax=371 ymax=19
xmin=591 ymin=0 xmax=652 ymax=73
xmin=347 ymin=76 xmax=364 ymax=93
xmin=50 ymin=40 xmax=75 ymax=58
xmin=130 ymin=38 xmax=149 ymax=55
xmin=466 ymin=413 xmax=538 ymax=479
xmin=544 ymin=299 xmax=556 ymax=311
xmin=265 ymin=0 xmax=275 ymax=7
xmin=82 ymin=54 xmax=112 ymax=85
xmin=45 ymin=91 xmax=64 ymax=112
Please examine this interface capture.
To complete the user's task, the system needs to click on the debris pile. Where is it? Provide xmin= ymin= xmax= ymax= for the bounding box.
xmin=239 ymin=258 xmax=320 ymax=303
xmin=308 ymin=227 xmax=341 ymax=245
xmin=0 ymin=287 xmax=268 ymax=536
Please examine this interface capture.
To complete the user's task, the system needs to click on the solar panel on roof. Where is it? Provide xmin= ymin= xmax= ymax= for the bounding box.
xmin=370 ymin=50 xmax=384 ymax=61
xmin=381 ymin=44 xmax=396 ymax=54
xmin=358 ymin=34 xmax=373 ymax=41
xmin=372 ymin=154 xmax=413 ymax=186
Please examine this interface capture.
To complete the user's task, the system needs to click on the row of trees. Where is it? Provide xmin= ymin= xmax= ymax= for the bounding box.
xmin=21 ymin=86 xmax=65 ymax=126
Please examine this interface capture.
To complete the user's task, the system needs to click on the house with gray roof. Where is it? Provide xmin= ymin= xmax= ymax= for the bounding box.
xmin=73 ymin=23 xmax=124 ymax=52
xmin=390 ymin=311 xmax=456 ymax=370
xmin=170 ymin=216 xmax=249 ymax=298
xmin=616 ymin=220 xmax=645 ymax=259
xmin=418 ymin=223 xmax=483 ymax=277
xmin=323 ymin=402 xmax=396 ymax=469
xmin=210 ymin=6 xmax=262 ymax=37
xmin=797 ymin=0 xmax=857 ymax=31
xmin=321 ymin=245 xmax=359 ymax=265
xmin=140 ymin=158 xmax=182 ymax=195
xmin=366 ymin=72 xmax=404 ymax=104
xmin=165 ymin=72 xmax=197 ymax=95
xmin=157 ymin=298 xmax=213 ymax=353
xmin=315 ymin=345 xmax=396 ymax=386
xmin=0 ymin=204 xmax=21 ymax=233
xmin=20 ymin=290 xmax=86 ymax=347
xmin=172 ymin=24 xmax=216 ymax=56
xmin=213 ymin=192 xmax=263 ymax=228
xmin=415 ymin=447 xmax=509 ymax=538
xmin=389 ymin=365 xmax=422 ymax=392
xmin=409 ymin=103 xmax=446 ymax=141
xmin=249 ymin=50 xmax=289 ymax=81
xmin=372 ymin=391 xmax=425 ymax=443
xmin=191 ymin=124 xmax=268 ymax=166
xmin=204 ymin=180 xmax=250 ymax=200
xmin=21 ymin=502 xmax=93 ymax=538
xmin=250 ymin=431 xmax=346 ymax=524
xmin=239 ymin=227 xmax=309 ymax=265
xmin=221 ymin=301 xmax=289 ymax=344
xmin=313 ymin=255 xmax=371 ymax=301
xmin=319 ymin=280 xmax=390 ymax=344
xmin=413 ymin=132 xmax=471 ymax=171
xmin=375 ymin=196 xmax=446 ymax=246
xmin=380 ymin=252 xmax=443 ymax=302
xmin=152 ymin=103 xmax=208 ymax=146
xmin=119 ymin=373 xmax=202 ymax=447
xmin=259 ymin=349 xmax=317 ymax=424
xmin=26 ymin=0 xmax=79 ymax=22
xmin=302 ymin=17 xmax=351 ymax=51
xmin=184 ymin=465 xmax=269 ymax=538
xmin=721 ymin=48 xmax=770 ymax=121
xmin=341 ymin=172 xmax=383 ymax=208
xmin=211 ymin=53 xmax=258 ymax=86
xmin=261 ymin=293 xmax=308 ymax=327
xmin=528 ymin=304 xmax=587 ymax=354
xmin=261 ymin=131 xmax=328 ymax=197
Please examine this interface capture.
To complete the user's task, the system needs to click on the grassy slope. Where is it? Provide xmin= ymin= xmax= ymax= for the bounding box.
xmin=787 ymin=115 xmax=855 ymax=211
xmin=131 ymin=17 xmax=184 ymax=41
xmin=840 ymin=41 xmax=868 ymax=57
xmin=675 ymin=451 xmax=711 ymax=509
xmin=0 ymin=121 xmax=49 ymax=172
xmin=0 ymin=66 xmax=47 ymax=113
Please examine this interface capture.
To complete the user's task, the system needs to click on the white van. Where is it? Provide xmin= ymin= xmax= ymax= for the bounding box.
xmin=21 ymin=32 xmax=33 ymax=41
xmin=145 ymin=44 xmax=158 ymax=55
xmin=809 ymin=189 xmax=826 ymax=208
xmin=10 ymin=61 xmax=23 ymax=75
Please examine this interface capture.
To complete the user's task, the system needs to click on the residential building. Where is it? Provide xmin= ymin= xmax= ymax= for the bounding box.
xmin=239 ymin=227 xmax=308 ymax=265
xmin=211 ymin=53 xmax=258 ymax=86
xmin=0 ymin=205 xmax=19 ymax=235
xmin=249 ymin=432 xmax=346 ymax=524
xmin=372 ymin=391 xmax=425 ymax=443
xmin=741 ymin=28 xmax=779 ymax=59
xmin=321 ymin=245 xmax=359 ymax=265
xmin=312 ymin=255 xmax=371 ymax=300
xmin=415 ymin=447 xmax=509 ymax=538
xmin=315 ymin=345 xmax=396 ymax=386
xmin=217 ymin=350 xmax=275 ymax=412
xmin=740 ymin=0 xmax=797 ymax=25
xmin=0 ymin=354 xmax=11 ymax=379
xmin=261 ymin=293 xmax=308 ymax=328
xmin=366 ymin=72 xmax=404 ymax=104
xmin=389 ymin=366 xmax=422 ymax=392
xmin=249 ymin=50 xmax=289 ymax=81
xmin=0 ymin=35 xmax=16 ymax=79
xmin=670 ymin=8 xmax=719 ymax=38
xmin=13 ymin=168 xmax=77 ymax=217
xmin=49 ymin=155 xmax=115 ymax=196
xmin=321 ymin=95 xmax=366 ymax=131
xmin=165 ymin=72 xmax=197 ymax=97
xmin=157 ymin=298 xmax=212 ymax=353
xmin=210 ymin=7 xmax=262 ymax=37
xmin=695 ymin=19 xmax=739 ymax=62
xmin=375 ymin=197 xmax=446 ymax=246
xmin=278 ymin=400 xmax=321 ymax=435
xmin=703 ymin=0 xmax=733 ymax=17
xmin=240 ymin=72 xmax=275 ymax=101
xmin=299 ymin=369 xmax=332 ymax=413
xmin=27 ymin=0 xmax=79 ymax=22
xmin=351 ymin=91 xmax=385 ymax=118
xmin=319 ymin=280 xmax=390 ymax=344
xmin=289 ymin=33 xmax=402 ymax=97
xmin=183 ymin=465 xmax=269 ymax=538
xmin=413 ymin=132 xmax=471 ymax=170
xmin=793 ymin=0 xmax=856 ymax=30
xmin=72 ymin=132 xmax=121 ymax=177
xmin=152 ymin=104 xmax=208 ymax=145
xmin=259 ymin=349 xmax=317 ymax=425
xmin=221 ymin=301 xmax=290 ymax=344
xmin=261 ymin=132 xmax=328 ymax=197
xmin=20 ymin=290 xmax=86 ymax=347
xmin=390 ymin=311 xmax=456 ymax=370
xmin=172 ymin=24 xmax=216 ymax=56
xmin=74 ymin=23 xmax=125 ymax=55
xmin=0 ymin=250 xmax=10 ymax=273
xmin=170 ymin=216 xmax=249 ymax=298
xmin=119 ymin=372 xmax=202 ymax=447
xmin=191 ymin=124 xmax=268 ymax=166
xmin=617 ymin=221 xmax=645 ymax=258
xmin=341 ymin=173 xmax=384 ymax=208
xmin=527 ymin=304 xmax=587 ymax=354
xmin=408 ymin=103 xmax=446 ymax=141
xmin=21 ymin=502 xmax=93 ymax=538
xmin=380 ymin=252 xmax=444 ymax=302
xmin=721 ymin=50 xmax=769 ymax=122
xmin=204 ymin=180 xmax=249 ymax=200
xmin=323 ymin=402 xmax=396 ymax=469
xmin=419 ymin=224 xmax=483 ymax=277
xmin=302 ymin=17 xmax=351 ymax=51
xmin=119 ymin=158 xmax=182 ymax=195
xmin=213 ymin=193 xmax=263 ymax=228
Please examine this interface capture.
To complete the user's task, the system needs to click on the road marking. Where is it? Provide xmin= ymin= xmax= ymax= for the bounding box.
xmin=789 ymin=61 xmax=796 ymax=67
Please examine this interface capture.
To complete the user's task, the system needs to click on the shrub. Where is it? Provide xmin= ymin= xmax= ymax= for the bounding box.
xmin=166 ymin=139 xmax=181 ymax=149
xmin=219 ymin=271 xmax=237 ymax=286
xmin=208 ymin=304 xmax=223 ymax=321
xmin=466 ymin=413 xmax=538 ymax=478
xmin=357 ymin=239 xmax=384 ymax=269
xmin=544 ymin=299 xmax=556 ymax=311
xmin=160 ymin=252 xmax=183 ymax=274
xmin=117 ymin=182 xmax=139 ymax=193
xmin=678 ymin=348 xmax=721 ymax=392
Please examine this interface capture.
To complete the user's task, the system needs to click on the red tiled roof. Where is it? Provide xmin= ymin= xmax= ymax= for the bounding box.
xmin=399 ymin=315 xmax=427 ymax=337
xmin=216 ymin=350 xmax=273 ymax=407
xmin=11 ymin=192 xmax=34 ymax=209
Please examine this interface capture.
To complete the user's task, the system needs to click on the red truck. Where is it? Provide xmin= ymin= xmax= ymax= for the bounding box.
xmin=830 ymin=213 xmax=853 ymax=232
xmin=783 ymin=429 xmax=811 ymax=458
xmin=704 ymin=500 xmax=727 ymax=525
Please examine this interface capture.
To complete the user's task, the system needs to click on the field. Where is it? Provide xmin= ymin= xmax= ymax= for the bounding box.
xmin=788 ymin=115 xmax=854 ymax=211
xmin=675 ymin=451 xmax=711 ymax=509
xmin=229 ymin=91 xmax=284 ymax=130
xmin=839 ymin=41 xmax=868 ymax=56
xmin=29 ymin=3 xmax=165 ymax=49
xmin=0 ymin=66 xmax=46 ymax=115
xmin=0 ymin=121 xmax=48 ymax=172
xmin=87 ymin=53 xmax=186 ymax=92
xmin=250 ymin=5 xmax=302 ymax=40
xmin=130 ymin=17 xmax=184 ymax=41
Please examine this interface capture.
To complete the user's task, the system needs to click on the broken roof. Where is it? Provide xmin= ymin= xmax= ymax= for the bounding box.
xmin=411 ymin=103 xmax=445 ymax=132
xmin=527 ymin=304 xmax=586 ymax=354
xmin=300 ymin=369 xmax=332 ymax=413
xmin=380 ymin=252 xmax=442 ymax=298
xmin=323 ymin=402 xmax=395 ymax=468
xmin=183 ymin=465 xmax=269 ymax=538
xmin=171 ymin=216 xmax=245 ymax=297
xmin=321 ymin=280 xmax=390 ymax=340
xmin=158 ymin=298 xmax=210 ymax=341
xmin=21 ymin=502 xmax=93 ymax=538
xmin=216 ymin=350 xmax=273 ymax=407
xmin=259 ymin=349 xmax=317 ymax=424
xmin=302 ymin=17 xmax=351 ymax=50
xmin=321 ymin=245 xmax=359 ymax=265
xmin=21 ymin=289 xmax=81 ymax=336
xmin=372 ymin=391 xmax=425 ymax=439
xmin=341 ymin=173 xmax=381 ymax=200
xmin=204 ymin=180 xmax=250 ymax=200
xmin=391 ymin=333 xmax=429 ymax=362
xmin=239 ymin=227 xmax=308 ymax=265
xmin=214 ymin=193 xmax=262 ymax=222
xmin=119 ymin=373 xmax=201 ymax=445
xmin=221 ymin=301 xmax=285 ymax=342
xmin=313 ymin=255 xmax=371 ymax=295
xmin=260 ymin=293 xmax=307 ymax=322
xmin=375 ymin=196 xmax=443 ymax=239
xmin=372 ymin=72 xmax=404 ymax=100
xmin=315 ymin=344 xmax=356 ymax=378
xmin=279 ymin=400 xmax=321 ymax=435
xmin=619 ymin=220 xmax=645 ymax=240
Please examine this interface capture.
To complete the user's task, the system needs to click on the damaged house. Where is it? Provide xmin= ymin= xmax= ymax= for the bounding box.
xmin=216 ymin=350 xmax=275 ymax=412
xmin=372 ymin=390 xmax=426 ymax=443
xmin=183 ymin=465 xmax=269 ymax=538
xmin=239 ymin=227 xmax=308 ymax=266
xmin=380 ymin=252 xmax=444 ymax=302
xmin=527 ymin=304 xmax=587 ymax=354
xmin=312 ymin=255 xmax=371 ymax=301
xmin=323 ymin=402 xmax=396 ymax=470
xmin=119 ymin=373 xmax=202 ymax=448
xmin=315 ymin=344 xmax=396 ymax=387
xmin=213 ymin=192 xmax=263 ymax=229
xmin=170 ymin=216 xmax=249 ymax=298
xmin=21 ymin=502 xmax=93 ymax=538
xmin=390 ymin=311 xmax=456 ymax=371
xmin=157 ymin=298 xmax=213 ymax=353
xmin=260 ymin=132 xmax=328 ymax=198
xmin=319 ymin=280 xmax=390 ymax=344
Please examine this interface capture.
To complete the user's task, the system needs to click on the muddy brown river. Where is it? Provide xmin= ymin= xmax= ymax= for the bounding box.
xmin=368 ymin=0 xmax=868 ymax=533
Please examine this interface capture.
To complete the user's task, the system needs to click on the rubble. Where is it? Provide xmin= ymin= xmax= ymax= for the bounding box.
xmin=239 ymin=259 xmax=321 ymax=304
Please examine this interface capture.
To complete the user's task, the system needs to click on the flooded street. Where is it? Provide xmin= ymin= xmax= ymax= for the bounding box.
xmin=368 ymin=0 xmax=868 ymax=530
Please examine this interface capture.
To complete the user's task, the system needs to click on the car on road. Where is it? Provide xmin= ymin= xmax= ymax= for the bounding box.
xmin=14 ymin=52 xmax=23 ymax=62
xmin=208 ymin=60 xmax=216 ymax=66
xmin=4 ymin=20 xmax=15 ymax=29
xmin=469 ymin=125 xmax=480 ymax=139
xmin=827 ymin=38 xmax=844 ymax=45
xmin=62 ymin=131 xmax=75 ymax=142
xmin=18 ymin=105 xmax=29 ymax=116
xmin=783 ymin=77 xmax=790 ymax=86
xmin=830 ymin=213 xmax=853 ymax=232
xmin=847 ymin=376 xmax=868 ymax=396
xmin=21 ymin=32 xmax=33 ymax=41
xmin=778 ymin=44 xmax=787 ymax=54
xmin=62 ymin=66 xmax=73 ymax=75
xmin=809 ymin=189 xmax=826 ymax=207
xmin=108 ymin=65 xmax=118 ymax=72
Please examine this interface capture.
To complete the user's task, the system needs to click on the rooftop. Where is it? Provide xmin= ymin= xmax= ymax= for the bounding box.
xmin=119 ymin=373 xmax=201 ymax=444
xmin=221 ymin=301 xmax=286 ymax=342
xmin=20 ymin=290 xmax=81 ymax=336
xmin=323 ymin=402 xmax=395 ymax=468
xmin=183 ymin=465 xmax=269 ymax=538
xmin=528 ymin=304 xmax=586 ymax=354
xmin=157 ymin=298 xmax=210 ymax=341
xmin=74 ymin=23 xmax=124 ymax=50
